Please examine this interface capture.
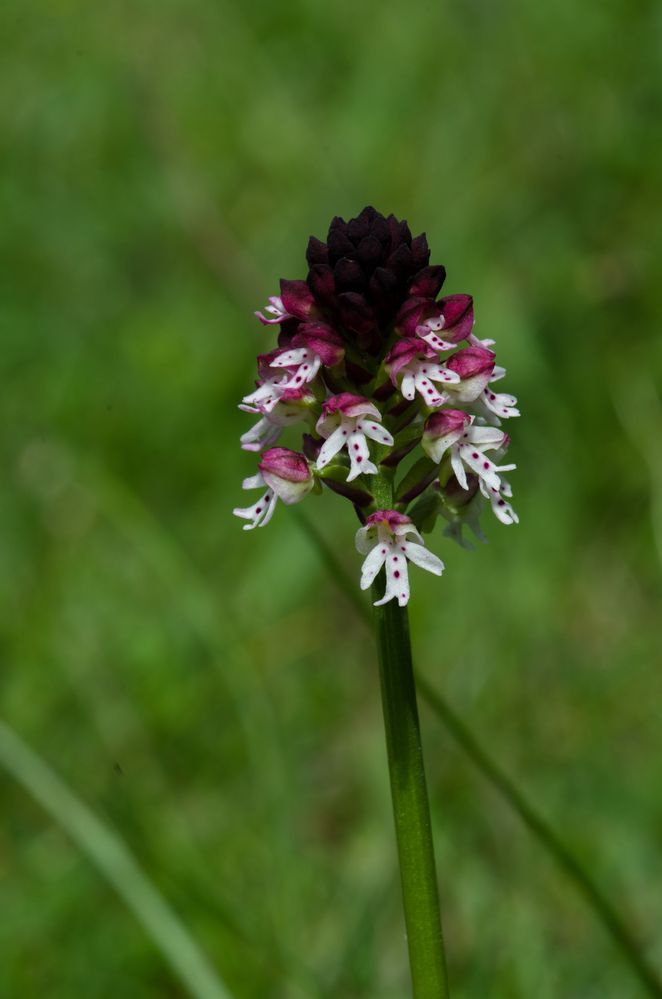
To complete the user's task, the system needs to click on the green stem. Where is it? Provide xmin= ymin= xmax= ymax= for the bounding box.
xmin=294 ymin=508 xmax=662 ymax=998
xmin=370 ymin=471 xmax=449 ymax=998
xmin=374 ymin=597 xmax=449 ymax=998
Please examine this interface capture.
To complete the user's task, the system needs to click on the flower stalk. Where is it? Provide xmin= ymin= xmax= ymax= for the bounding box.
xmin=370 ymin=471 xmax=448 ymax=997
xmin=234 ymin=207 xmax=523 ymax=993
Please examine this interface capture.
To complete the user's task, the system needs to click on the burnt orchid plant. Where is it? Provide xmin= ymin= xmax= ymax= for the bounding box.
xmin=234 ymin=207 xmax=519 ymax=996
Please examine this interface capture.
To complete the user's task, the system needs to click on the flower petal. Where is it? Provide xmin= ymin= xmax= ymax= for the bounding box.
xmin=402 ymin=542 xmax=445 ymax=576
xmin=360 ymin=544 xmax=389 ymax=589
xmin=450 ymin=447 xmax=468 ymax=490
xmin=347 ymin=431 xmax=377 ymax=481
xmin=374 ymin=554 xmax=410 ymax=607
xmin=355 ymin=525 xmax=377 ymax=554
xmin=240 ymin=417 xmax=281 ymax=452
xmin=357 ymin=420 xmax=394 ymax=446
xmin=316 ymin=426 xmax=347 ymax=469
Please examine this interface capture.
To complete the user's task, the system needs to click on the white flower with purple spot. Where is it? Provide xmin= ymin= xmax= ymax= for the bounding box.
xmin=384 ymin=339 xmax=460 ymax=407
xmin=239 ymin=387 xmax=315 ymax=452
xmin=397 ymin=294 xmax=474 ymax=344
xmin=240 ymin=350 xmax=298 ymax=416
xmin=480 ymin=477 xmax=519 ymax=525
xmin=255 ymin=296 xmax=292 ymax=326
xmin=316 ymin=393 xmax=394 ymax=481
xmin=356 ymin=510 xmax=444 ymax=606
xmin=476 ymin=363 xmax=520 ymax=420
xmin=269 ymin=345 xmax=322 ymax=389
xmin=422 ymin=409 xmax=516 ymax=494
xmin=413 ymin=295 xmax=477 ymax=352
xmin=255 ymin=279 xmax=317 ymax=326
xmin=269 ymin=322 xmax=345 ymax=391
xmin=480 ymin=385 xmax=520 ymax=420
xmin=233 ymin=448 xmax=314 ymax=530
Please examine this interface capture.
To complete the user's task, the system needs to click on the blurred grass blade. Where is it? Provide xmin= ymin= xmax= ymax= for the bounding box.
xmin=295 ymin=510 xmax=662 ymax=997
xmin=0 ymin=719 xmax=234 ymax=999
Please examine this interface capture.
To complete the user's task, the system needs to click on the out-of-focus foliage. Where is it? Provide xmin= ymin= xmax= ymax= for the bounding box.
xmin=1 ymin=0 xmax=661 ymax=996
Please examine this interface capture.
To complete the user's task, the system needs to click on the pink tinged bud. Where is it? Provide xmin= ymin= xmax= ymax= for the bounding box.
xmin=422 ymin=410 xmax=472 ymax=463
xmin=385 ymin=338 xmax=429 ymax=383
xmin=425 ymin=409 xmax=470 ymax=436
xmin=258 ymin=448 xmax=314 ymax=504
xmin=408 ymin=265 xmax=447 ymax=299
xmin=296 ymin=322 xmax=344 ymax=367
xmin=279 ymin=279 xmax=316 ymax=319
xmin=437 ymin=295 xmax=474 ymax=342
xmin=446 ymin=346 xmax=495 ymax=379
xmin=395 ymin=297 xmax=428 ymax=337
xmin=445 ymin=346 xmax=496 ymax=403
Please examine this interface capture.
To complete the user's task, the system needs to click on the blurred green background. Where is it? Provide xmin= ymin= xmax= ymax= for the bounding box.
xmin=1 ymin=0 xmax=661 ymax=996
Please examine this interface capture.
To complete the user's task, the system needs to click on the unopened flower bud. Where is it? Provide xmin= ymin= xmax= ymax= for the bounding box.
xmin=259 ymin=447 xmax=314 ymax=505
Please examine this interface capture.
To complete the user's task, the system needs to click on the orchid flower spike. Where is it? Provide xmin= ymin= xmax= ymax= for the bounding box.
xmin=234 ymin=206 xmax=521 ymax=605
